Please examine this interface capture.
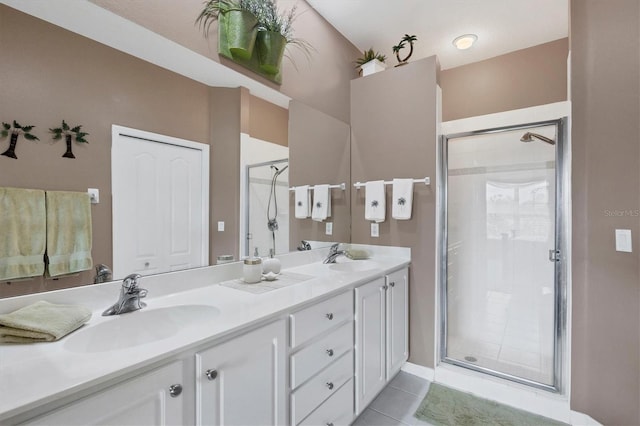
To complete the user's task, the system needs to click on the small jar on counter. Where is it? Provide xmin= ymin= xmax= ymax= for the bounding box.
xmin=217 ymin=255 xmax=235 ymax=265
xmin=243 ymin=258 xmax=262 ymax=284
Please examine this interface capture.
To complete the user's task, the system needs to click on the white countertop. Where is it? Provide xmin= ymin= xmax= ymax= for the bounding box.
xmin=0 ymin=244 xmax=410 ymax=422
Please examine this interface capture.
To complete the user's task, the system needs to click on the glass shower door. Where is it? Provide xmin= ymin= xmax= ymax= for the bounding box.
xmin=442 ymin=121 xmax=565 ymax=390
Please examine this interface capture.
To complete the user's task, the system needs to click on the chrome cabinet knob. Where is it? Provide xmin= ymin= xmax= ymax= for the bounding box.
xmin=382 ymin=285 xmax=388 ymax=290
xmin=326 ymin=313 xmax=334 ymax=320
xmin=389 ymin=281 xmax=395 ymax=287
xmin=169 ymin=384 xmax=182 ymax=397
xmin=326 ymin=423 xmax=334 ymax=426
xmin=326 ymin=382 xmax=334 ymax=390
xmin=326 ymin=349 xmax=334 ymax=357
xmin=205 ymin=369 xmax=218 ymax=380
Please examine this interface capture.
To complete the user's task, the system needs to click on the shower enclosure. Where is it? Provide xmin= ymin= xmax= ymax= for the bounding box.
xmin=244 ymin=158 xmax=289 ymax=258
xmin=439 ymin=119 xmax=567 ymax=392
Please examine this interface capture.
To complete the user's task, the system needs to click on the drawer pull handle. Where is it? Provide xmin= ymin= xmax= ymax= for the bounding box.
xmin=390 ymin=281 xmax=395 ymax=287
xmin=326 ymin=349 xmax=334 ymax=357
xmin=326 ymin=382 xmax=334 ymax=390
xmin=326 ymin=313 xmax=334 ymax=320
xmin=169 ymin=384 xmax=182 ymax=397
xmin=205 ymin=369 xmax=218 ymax=380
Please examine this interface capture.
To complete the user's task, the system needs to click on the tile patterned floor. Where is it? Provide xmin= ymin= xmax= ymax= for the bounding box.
xmin=352 ymin=371 xmax=434 ymax=426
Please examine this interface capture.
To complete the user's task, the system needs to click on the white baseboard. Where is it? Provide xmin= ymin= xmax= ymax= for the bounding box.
xmin=401 ymin=362 xmax=435 ymax=381
xmin=570 ymin=410 xmax=602 ymax=426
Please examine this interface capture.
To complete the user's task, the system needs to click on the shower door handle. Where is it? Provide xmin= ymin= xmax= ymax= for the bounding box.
xmin=548 ymin=249 xmax=560 ymax=262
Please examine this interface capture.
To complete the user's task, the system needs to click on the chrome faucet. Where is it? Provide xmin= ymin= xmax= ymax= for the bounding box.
xmin=102 ymin=273 xmax=147 ymax=316
xmin=323 ymin=243 xmax=346 ymax=264
xmin=297 ymin=240 xmax=312 ymax=251
xmin=94 ymin=264 xmax=113 ymax=284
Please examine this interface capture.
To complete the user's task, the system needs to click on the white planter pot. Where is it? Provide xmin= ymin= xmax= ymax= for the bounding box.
xmin=360 ymin=59 xmax=386 ymax=76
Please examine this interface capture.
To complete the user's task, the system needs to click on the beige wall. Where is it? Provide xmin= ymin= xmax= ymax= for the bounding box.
xmin=0 ymin=7 xmax=292 ymax=298
xmin=351 ymin=57 xmax=439 ymax=368
xmin=288 ymin=101 xmax=351 ymax=247
xmin=441 ymin=39 xmax=568 ymax=121
xmin=91 ymin=0 xmax=361 ymax=123
xmin=570 ymin=1 xmax=640 ymax=424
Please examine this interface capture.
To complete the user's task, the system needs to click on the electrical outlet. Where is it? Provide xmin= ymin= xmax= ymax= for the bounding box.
xmin=217 ymin=221 xmax=225 ymax=232
xmin=87 ymin=188 xmax=99 ymax=204
xmin=371 ymin=222 xmax=379 ymax=238
xmin=325 ymin=222 xmax=333 ymax=235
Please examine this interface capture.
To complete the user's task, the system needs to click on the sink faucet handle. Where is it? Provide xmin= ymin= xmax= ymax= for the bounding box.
xmin=122 ymin=273 xmax=142 ymax=292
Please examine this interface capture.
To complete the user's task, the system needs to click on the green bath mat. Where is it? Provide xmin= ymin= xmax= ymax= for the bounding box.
xmin=414 ymin=383 xmax=568 ymax=426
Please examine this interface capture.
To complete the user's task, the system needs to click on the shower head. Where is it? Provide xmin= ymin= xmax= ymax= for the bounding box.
xmin=520 ymin=132 xmax=555 ymax=145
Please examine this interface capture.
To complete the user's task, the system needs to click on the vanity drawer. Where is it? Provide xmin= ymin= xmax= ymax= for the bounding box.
xmin=290 ymin=290 xmax=353 ymax=348
xmin=299 ymin=378 xmax=354 ymax=426
xmin=291 ymin=321 xmax=353 ymax=389
xmin=291 ymin=351 xmax=353 ymax=425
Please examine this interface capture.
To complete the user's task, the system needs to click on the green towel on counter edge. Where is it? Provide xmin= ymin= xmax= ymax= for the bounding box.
xmin=45 ymin=190 xmax=93 ymax=277
xmin=0 ymin=301 xmax=92 ymax=343
xmin=0 ymin=187 xmax=46 ymax=281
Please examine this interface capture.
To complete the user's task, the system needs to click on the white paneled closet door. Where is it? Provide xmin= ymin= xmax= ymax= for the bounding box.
xmin=112 ymin=126 xmax=209 ymax=278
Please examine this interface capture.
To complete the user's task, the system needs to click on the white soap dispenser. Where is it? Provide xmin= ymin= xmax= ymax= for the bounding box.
xmin=262 ymin=248 xmax=281 ymax=275
xmin=243 ymin=247 xmax=262 ymax=284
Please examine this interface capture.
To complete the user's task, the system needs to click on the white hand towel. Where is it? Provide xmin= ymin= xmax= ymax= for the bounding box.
xmin=365 ymin=180 xmax=386 ymax=222
xmin=294 ymin=185 xmax=311 ymax=219
xmin=312 ymin=184 xmax=331 ymax=222
xmin=392 ymin=178 xmax=414 ymax=220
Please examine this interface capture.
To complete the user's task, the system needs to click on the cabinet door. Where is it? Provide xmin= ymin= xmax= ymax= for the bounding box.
xmin=386 ymin=268 xmax=409 ymax=379
xmin=23 ymin=361 xmax=186 ymax=425
xmin=196 ymin=319 xmax=286 ymax=426
xmin=354 ymin=277 xmax=386 ymax=415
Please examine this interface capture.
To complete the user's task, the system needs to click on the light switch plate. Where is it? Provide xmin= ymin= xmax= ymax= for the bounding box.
xmin=371 ymin=222 xmax=379 ymax=238
xmin=325 ymin=222 xmax=333 ymax=236
xmin=87 ymin=188 xmax=99 ymax=204
xmin=615 ymin=229 xmax=632 ymax=252
xmin=217 ymin=221 xmax=225 ymax=232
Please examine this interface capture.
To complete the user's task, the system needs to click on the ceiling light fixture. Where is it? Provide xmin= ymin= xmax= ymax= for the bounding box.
xmin=452 ymin=34 xmax=478 ymax=50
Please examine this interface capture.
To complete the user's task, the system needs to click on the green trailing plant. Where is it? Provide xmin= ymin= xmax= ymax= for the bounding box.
xmin=50 ymin=120 xmax=89 ymax=159
xmin=196 ymin=0 xmax=261 ymax=37
xmin=253 ymin=0 xmax=312 ymax=60
xmin=355 ymin=48 xmax=387 ymax=68
xmin=392 ymin=34 xmax=417 ymax=66
xmin=1 ymin=121 xmax=39 ymax=159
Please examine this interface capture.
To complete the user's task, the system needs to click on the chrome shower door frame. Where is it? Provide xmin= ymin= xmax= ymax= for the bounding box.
xmin=438 ymin=118 xmax=568 ymax=393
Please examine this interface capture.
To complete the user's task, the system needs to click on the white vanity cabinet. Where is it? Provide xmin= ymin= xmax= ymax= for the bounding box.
xmin=195 ymin=319 xmax=287 ymax=426
xmin=22 ymin=361 xmax=187 ymax=426
xmin=289 ymin=291 xmax=355 ymax=426
xmin=355 ymin=267 xmax=409 ymax=414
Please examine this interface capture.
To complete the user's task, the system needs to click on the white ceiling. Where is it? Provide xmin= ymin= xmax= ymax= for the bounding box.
xmin=305 ymin=0 xmax=569 ymax=70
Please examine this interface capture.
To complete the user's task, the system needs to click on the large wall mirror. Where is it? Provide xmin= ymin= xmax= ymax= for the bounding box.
xmin=0 ymin=4 xmax=351 ymax=298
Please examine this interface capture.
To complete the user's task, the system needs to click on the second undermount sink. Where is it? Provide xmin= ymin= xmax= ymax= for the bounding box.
xmin=64 ymin=304 xmax=220 ymax=353
xmin=328 ymin=259 xmax=378 ymax=273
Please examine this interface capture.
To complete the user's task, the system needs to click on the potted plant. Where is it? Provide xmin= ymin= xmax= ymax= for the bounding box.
xmin=355 ymin=48 xmax=387 ymax=76
xmin=253 ymin=1 xmax=310 ymax=75
xmin=50 ymin=120 xmax=89 ymax=159
xmin=392 ymin=34 xmax=418 ymax=66
xmin=197 ymin=0 xmax=261 ymax=60
xmin=0 ymin=121 xmax=39 ymax=159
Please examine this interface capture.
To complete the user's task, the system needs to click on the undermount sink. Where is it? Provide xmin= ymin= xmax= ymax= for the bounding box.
xmin=64 ymin=305 xmax=220 ymax=353
xmin=328 ymin=259 xmax=378 ymax=273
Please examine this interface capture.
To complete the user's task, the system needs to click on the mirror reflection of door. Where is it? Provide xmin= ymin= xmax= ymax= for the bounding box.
xmin=111 ymin=126 xmax=209 ymax=279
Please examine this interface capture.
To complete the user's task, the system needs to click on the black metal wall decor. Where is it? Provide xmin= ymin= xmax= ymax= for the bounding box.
xmin=0 ymin=121 xmax=39 ymax=159
xmin=50 ymin=120 xmax=89 ymax=159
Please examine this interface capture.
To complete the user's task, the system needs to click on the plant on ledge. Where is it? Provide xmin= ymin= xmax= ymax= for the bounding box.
xmin=392 ymin=34 xmax=418 ymax=66
xmin=355 ymin=48 xmax=387 ymax=76
xmin=252 ymin=0 xmax=312 ymax=75
xmin=0 ymin=121 xmax=39 ymax=159
xmin=196 ymin=0 xmax=262 ymax=60
xmin=50 ymin=120 xmax=89 ymax=159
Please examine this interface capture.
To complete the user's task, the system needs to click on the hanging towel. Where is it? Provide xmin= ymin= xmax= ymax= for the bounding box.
xmin=294 ymin=185 xmax=311 ymax=219
xmin=392 ymin=178 xmax=414 ymax=220
xmin=365 ymin=180 xmax=386 ymax=223
xmin=0 ymin=187 xmax=46 ymax=281
xmin=45 ymin=191 xmax=93 ymax=277
xmin=0 ymin=300 xmax=91 ymax=343
xmin=312 ymin=184 xmax=332 ymax=222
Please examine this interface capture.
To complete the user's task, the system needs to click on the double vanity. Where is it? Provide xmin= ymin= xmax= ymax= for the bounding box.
xmin=0 ymin=244 xmax=410 ymax=425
